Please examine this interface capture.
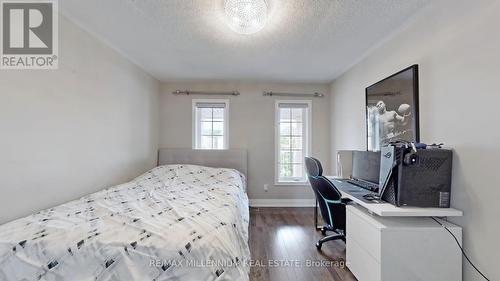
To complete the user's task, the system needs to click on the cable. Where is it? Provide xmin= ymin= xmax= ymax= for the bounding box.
xmin=431 ymin=217 xmax=490 ymax=281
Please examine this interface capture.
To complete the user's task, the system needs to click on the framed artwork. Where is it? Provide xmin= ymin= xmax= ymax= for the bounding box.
xmin=366 ymin=65 xmax=420 ymax=151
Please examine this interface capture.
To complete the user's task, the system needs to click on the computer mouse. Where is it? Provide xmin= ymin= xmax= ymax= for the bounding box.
xmin=363 ymin=194 xmax=376 ymax=200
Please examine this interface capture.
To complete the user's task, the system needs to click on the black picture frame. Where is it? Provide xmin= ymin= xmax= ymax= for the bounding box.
xmin=365 ymin=65 xmax=420 ymax=151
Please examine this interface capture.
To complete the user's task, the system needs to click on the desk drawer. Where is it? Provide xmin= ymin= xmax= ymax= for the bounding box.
xmin=346 ymin=205 xmax=382 ymax=262
xmin=347 ymin=238 xmax=381 ymax=281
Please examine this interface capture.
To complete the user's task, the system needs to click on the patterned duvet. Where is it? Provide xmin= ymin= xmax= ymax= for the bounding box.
xmin=0 ymin=165 xmax=250 ymax=281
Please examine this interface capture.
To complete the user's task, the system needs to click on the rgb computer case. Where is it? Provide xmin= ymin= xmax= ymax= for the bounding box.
xmin=380 ymin=145 xmax=453 ymax=208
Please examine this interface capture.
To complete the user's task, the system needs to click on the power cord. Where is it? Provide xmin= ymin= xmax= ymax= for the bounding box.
xmin=431 ymin=217 xmax=490 ymax=281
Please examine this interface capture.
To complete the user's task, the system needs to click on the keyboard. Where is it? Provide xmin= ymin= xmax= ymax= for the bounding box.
xmin=347 ymin=179 xmax=379 ymax=193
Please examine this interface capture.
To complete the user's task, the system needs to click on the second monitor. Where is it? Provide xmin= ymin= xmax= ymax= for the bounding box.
xmin=349 ymin=151 xmax=381 ymax=192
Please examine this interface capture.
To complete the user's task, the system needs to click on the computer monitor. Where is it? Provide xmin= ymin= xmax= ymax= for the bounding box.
xmin=351 ymin=151 xmax=381 ymax=184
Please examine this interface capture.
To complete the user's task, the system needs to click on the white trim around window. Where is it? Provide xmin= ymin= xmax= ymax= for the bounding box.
xmin=192 ymin=99 xmax=229 ymax=150
xmin=274 ymin=100 xmax=312 ymax=185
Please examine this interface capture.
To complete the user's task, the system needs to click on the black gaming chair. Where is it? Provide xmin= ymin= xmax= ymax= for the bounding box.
xmin=305 ymin=157 xmax=350 ymax=250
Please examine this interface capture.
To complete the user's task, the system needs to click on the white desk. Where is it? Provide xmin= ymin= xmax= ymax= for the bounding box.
xmin=325 ymin=177 xmax=463 ymax=281
xmin=327 ymin=177 xmax=463 ymax=217
xmin=346 ymin=205 xmax=462 ymax=281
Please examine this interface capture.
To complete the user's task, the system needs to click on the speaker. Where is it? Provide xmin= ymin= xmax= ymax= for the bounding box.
xmin=336 ymin=150 xmax=353 ymax=179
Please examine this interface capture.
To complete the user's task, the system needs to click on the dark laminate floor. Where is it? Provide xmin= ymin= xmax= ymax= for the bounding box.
xmin=249 ymin=207 xmax=357 ymax=281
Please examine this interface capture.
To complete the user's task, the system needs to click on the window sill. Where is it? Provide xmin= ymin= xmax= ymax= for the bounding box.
xmin=192 ymin=148 xmax=228 ymax=150
xmin=274 ymin=181 xmax=309 ymax=186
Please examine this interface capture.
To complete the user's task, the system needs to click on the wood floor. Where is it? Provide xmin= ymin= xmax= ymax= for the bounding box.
xmin=249 ymin=207 xmax=357 ymax=281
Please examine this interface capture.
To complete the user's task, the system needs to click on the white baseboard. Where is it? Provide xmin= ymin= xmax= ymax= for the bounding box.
xmin=249 ymin=199 xmax=315 ymax=207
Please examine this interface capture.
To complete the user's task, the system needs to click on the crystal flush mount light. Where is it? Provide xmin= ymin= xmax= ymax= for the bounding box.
xmin=224 ymin=0 xmax=268 ymax=35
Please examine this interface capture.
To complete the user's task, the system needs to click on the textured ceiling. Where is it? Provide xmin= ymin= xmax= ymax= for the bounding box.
xmin=60 ymin=0 xmax=429 ymax=83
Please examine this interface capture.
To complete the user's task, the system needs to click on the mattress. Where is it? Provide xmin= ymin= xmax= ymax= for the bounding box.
xmin=0 ymin=165 xmax=250 ymax=281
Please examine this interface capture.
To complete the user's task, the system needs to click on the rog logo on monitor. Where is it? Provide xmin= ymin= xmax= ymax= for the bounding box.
xmin=383 ymin=152 xmax=392 ymax=158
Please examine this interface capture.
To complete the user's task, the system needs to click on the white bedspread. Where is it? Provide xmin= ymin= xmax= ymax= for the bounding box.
xmin=0 ymin=165 xmax=250 ymax=281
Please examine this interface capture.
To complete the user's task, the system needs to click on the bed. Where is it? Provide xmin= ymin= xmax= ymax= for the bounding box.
xmin=0 ymin=149 xmax=250 ymax=281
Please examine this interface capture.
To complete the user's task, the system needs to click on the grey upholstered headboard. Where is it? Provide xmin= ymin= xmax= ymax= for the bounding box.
xmin=158 ymin=148 xmax=248 ymax=176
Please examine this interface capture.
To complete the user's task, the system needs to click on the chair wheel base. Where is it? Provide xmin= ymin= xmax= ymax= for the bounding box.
xmin=321 ymin=228 xmax=327 ymax=235
xmin=316 ymin=242 xmax=322 ymax=250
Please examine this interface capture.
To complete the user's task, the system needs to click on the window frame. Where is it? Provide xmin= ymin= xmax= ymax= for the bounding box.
xmin=192 ymin=99 xmax=229 ymax=150
xmin=274 ymin=100 xmax=312 ymax=185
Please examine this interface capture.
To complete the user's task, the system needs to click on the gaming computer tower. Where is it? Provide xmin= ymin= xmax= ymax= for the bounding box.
xmin=378 ymin=144 xmax=453 ymax=208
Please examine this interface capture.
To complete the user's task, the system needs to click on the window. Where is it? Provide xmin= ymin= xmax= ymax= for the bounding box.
xmin=193 ymin=99 xmax=229 ymax=150
xmin=275 ymin=100 xmax=311 ymax=184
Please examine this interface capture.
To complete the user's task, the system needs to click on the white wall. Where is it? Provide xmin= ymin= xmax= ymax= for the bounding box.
xmin=329 ymin=1 xmax=500 ymax=280
xmin=0 ymin=16 xmax=160 ymax=224
xmin=160 ymin=81 xmax=330 ymax=202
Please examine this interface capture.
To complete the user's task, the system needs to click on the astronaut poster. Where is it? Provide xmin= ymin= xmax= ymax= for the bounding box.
xmin=366 ymin=65 xmax=420 ymax=151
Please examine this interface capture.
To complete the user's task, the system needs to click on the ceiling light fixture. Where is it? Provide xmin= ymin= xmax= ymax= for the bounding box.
xmin=224 ymin=0 xmax=268 ymax=35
